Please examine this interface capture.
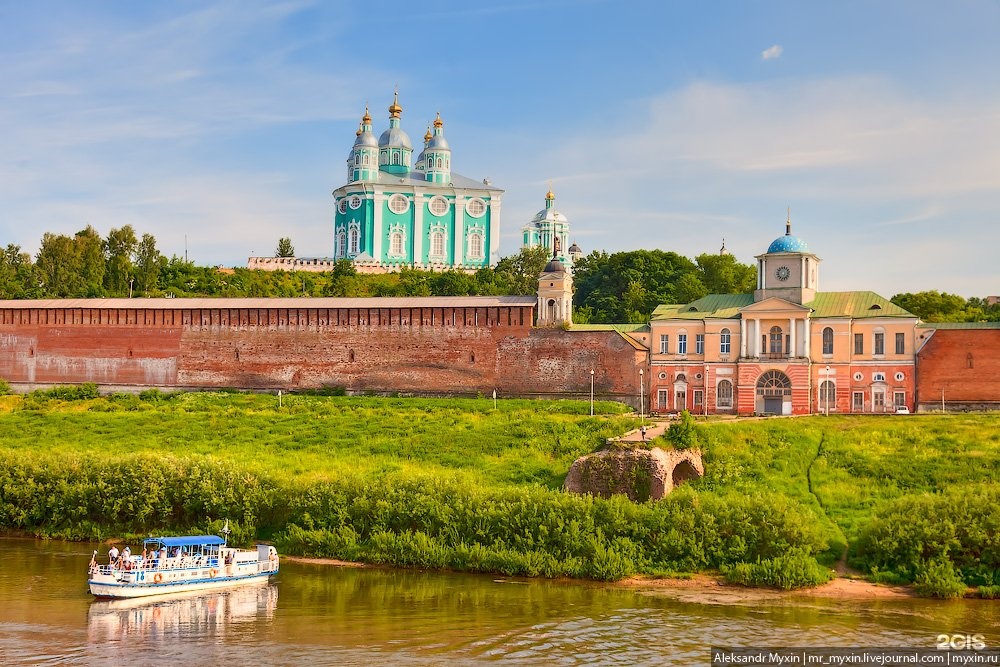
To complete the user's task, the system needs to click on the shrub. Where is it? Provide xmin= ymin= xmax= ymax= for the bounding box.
xmin=666 ymin=410 xmax=699 ymax=450
xmin=31 ymin=383 xmax=100 ymax=400
xmin=977 ymin=585 xmax=1000 ymax=599
xmin=913 ymin=559 xmax=968 ymax=599
xmin=0 ymin=377 xmax=11 ymax=396
xmin=720 ymin=548 xmax=832 ymax=590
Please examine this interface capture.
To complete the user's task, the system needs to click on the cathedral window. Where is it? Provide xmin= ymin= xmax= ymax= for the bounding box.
xmin=391 ymin=152 xmax=400 ymax=166
xmin=362 ymin=154 xmax=370 ymax=166
xmin=467 ymin=232 xmax=484 ymax=259
xmin=429 ymin=196 xmax=449 ymax=216
xmin=436 ymin=157 xmax=443 ymax=168
xmin=466 ymin=198 xmax=486 ymax=218
xmin=822 ymin=327 xmax=834 ymax=355
xmin=390 ymin=231 xmax=405 ymax=257
xmin=338 ymin=199 xmax=348 ymax=214
xmin=429 ymin=228 xmax=446 ymax=259
xmin=335 ymin=229 xmax=346 ymax=258
xmin=348 ymin=226 xmax=360 ymax=255
xmin=388 ymin=194 xmax=409 ymax=214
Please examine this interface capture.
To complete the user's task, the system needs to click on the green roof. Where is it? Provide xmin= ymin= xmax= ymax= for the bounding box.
xmin=568 ymin=323 xmax=648 ymax=333
xmin=651 ymin=294 xmax=753 ymax=321
xmin=649 ymin=291 xmax=915 ymax=321
xmin=805 ymin=292 xmax=915 ymax=319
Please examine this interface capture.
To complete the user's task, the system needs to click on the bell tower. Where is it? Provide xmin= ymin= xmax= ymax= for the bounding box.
xmin=536 ymin=241 xmax=573 ymax=326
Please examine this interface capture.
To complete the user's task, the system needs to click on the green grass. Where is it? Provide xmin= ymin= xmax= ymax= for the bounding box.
xmin=2 ymin=391 xmax=999 ymax=593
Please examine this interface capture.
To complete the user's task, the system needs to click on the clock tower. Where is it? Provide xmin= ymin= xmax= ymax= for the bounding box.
xmin=753 ymin=212 xmax=820 ymax=305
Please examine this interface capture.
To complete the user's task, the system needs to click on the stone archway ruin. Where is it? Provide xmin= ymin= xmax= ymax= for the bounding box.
xmin=564 ymin=447 xmax=704 ymax=502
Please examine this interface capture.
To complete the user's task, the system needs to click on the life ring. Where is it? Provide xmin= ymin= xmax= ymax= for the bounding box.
xmin=153 ymin=573 xmax=163 ymax=584
xmin=210 ymin=568 xmax=218 ymax=578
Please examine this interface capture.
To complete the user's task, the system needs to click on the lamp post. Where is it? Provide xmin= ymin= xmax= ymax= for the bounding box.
xmin=590 ymin=369 xmax=595 ymax=416
xmin=639 ymin=368 xmax=644 ymax=425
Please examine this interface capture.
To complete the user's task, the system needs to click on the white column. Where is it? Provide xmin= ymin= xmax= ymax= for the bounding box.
xmin=372 ymin=190 xmax=384 ymax=260
xmin=453 ymin=193 xmax=466 ymax=267
xmin=413 ymin=192 xmax=424 ymax=267
xmin=804 ymin=319 xmax=811 ymax=360
xmin=754 ymin=318 xmax=761 ymax=356
xmin=788 ymin=317 xmax=795 ymax=358
xmin=740 ymin=319 xmax=747 ymax=358
xmin=489 ymin=196 xmax=502 ymax=265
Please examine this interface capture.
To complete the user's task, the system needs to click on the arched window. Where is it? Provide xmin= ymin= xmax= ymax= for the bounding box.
xmin=430 ymin=231 xmax=445 ymax=258
xmin=390 ymin=231 xmax=404 ymax=257
xmin=391 ymin=152 xmax=400 ymax=166
xmin=769 ymin=326 xmax=784 ymax=355
xmin=717 ymin=380 xmax=733 ymax=408
xmin=822 ymin=327 xmax=834 ymax=355
xmin=335 ymin=229 xmax=346 ymax=258
xmin=436 ymin=157 xmax=443 ymax=168
xmin=348 ymin=228 xmax=359 ymax=255
xmin=820 ymin=380 xmax=836 ymax=410
xmin=362 ymin=154 xmax=369 ymax=166
xmin=756 ymin=370 xmax=792 ymax=396
xmin=468 ymin=232 xmax=484 ymax=259
xmin=720 ymin=328 xmax=731 ymax=354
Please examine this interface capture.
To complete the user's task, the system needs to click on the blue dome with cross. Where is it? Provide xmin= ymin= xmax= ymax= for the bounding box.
xmin=767 ymin=213 xmax=809 ymax=253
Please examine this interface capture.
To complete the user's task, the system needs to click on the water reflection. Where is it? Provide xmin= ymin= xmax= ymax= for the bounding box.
xmin=87 ymin=584 xmax=278 ymax=642
xmin=0 ymin=538 xmax=998 ymax=666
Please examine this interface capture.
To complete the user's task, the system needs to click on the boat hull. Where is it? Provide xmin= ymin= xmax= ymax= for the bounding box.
xmin=89 ymin=570 xmax=277 ymax=599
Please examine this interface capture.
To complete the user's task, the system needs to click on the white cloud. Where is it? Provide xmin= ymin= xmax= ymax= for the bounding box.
xmin=761 ymin=44 xmax=783 ymax=60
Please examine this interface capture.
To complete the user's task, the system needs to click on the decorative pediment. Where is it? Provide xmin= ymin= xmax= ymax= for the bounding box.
xmin=739 ymin=296 xmax=812 ymax=316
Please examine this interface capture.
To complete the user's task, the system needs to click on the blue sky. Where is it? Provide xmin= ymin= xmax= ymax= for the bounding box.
xmin=2 ymin=0 xmax=999 ymax=297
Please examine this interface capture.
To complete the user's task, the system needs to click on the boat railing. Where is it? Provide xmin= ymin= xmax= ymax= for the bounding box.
xmin=91 ymin=554 xmax=221 ymax=577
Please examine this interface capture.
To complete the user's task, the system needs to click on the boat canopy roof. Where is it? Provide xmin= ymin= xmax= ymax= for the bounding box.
xmin=144 ymin=535 xmax=226 ymax=548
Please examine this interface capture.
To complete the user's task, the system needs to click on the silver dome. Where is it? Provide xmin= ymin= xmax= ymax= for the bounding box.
xmin=426 ymin=135 xmax=450 ymax=150
xmin=379 ymin=127 xmax=412 ymax=150
xmin=354 ymin=131 xmax=378 ymax=148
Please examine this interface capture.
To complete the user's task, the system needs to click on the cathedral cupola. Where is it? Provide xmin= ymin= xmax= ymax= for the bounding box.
xmin=415 ymin=125 xmax=432 ymax=173
xmin=348 ymin=105 xmax=378 ymax=182
xmin=424 ymin=112 xmax=452 ymax=184
xmin=378 ymin=91 xmax=412 ymax=175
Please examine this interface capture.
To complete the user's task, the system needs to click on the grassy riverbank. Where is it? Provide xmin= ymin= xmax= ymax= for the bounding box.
xmin=1 ymin=389 xmax=997 ymax=596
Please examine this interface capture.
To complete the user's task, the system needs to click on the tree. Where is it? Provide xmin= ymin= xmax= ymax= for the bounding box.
xmin=275 ymin=237 xmax=295 ymax=258
xmin=133 ymin=233 xmax=163 ymax=295
xmin=891 ymin=291 xmax=969 ymax=322
xmin=492 ymin=246 xmax=550 ymax=294
xmin=695 ymin=253 xmax=757 ymax=294
xmin=104 ymin=225 xmax=137 ymax=296
xmin=0 ymin=244 xmax=38 ymax=299
xmin=36 ymin=232 xmax=84 ymax=297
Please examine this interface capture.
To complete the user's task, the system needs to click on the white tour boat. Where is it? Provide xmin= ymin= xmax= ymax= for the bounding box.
xmin=88 ymin=531 xmax=279 ymax=599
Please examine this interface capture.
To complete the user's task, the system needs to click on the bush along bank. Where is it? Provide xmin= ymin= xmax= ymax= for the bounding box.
xmin=0 ymin=450 xmax=831 ymax=585
xmin=852 ymin=486 xmax=1000 ymax=598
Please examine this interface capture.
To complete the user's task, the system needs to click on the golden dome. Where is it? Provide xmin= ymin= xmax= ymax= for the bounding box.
xmin=424 ymin=125 xmax=432 ymax=142
xmin=388 ymin=91 xmax=402 ymax=118
xmin=546 ymin=189 xmax=555 ymax=201
xmin=356 ymin=123 xmax=362 ymax=137
xmin=433 ymin=112 xmax=443 ymax=128
xmin=361 ymin=104 xmax=371 ymax=124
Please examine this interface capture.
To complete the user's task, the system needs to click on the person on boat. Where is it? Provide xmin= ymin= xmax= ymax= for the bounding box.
xmin=159 ymin=546 xmax=167 ymax=562
xmin=121 ymin=546 xmax=132 ymax=570
xmin=108 ymin=545 xmax=119 ymax=566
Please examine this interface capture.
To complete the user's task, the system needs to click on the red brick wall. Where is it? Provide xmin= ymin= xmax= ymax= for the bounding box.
xmin=0 ymin=304 xmax=642 ymax=401
xmin=916 ymin=329 xmax=1000 ymax=409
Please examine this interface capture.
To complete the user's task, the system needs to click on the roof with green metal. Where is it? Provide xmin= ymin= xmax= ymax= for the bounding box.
xmin=568 ymin=323 xmax=649 ymax=332
xmin=804 ymin=292 xmax=915 ymax=319
xmin=651 ymin=294 xmax=753 ymax=321
xmin=650 ymin=291 xmax=915 ymax=321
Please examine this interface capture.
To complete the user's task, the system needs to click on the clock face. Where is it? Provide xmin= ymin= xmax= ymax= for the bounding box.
xmin=775 ymin=265 xmax=791 ymax=282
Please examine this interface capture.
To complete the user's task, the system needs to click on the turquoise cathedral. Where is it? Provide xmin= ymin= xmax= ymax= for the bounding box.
xmin=331 ymin=94 xmax=504 ymax=272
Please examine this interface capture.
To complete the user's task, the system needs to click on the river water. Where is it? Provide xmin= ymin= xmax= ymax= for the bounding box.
xmin=1 ymin=538 xmax=997 ymax=665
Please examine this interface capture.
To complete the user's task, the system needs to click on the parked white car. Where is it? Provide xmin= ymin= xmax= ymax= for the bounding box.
xmin=895 ymin=406 xmax=910 ymax=414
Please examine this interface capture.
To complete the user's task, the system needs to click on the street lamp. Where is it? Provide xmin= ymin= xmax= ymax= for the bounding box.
xmin=590 ymin=369 xmax=595 ymax=416
xmin=639 ymin=368 xmax=644 ymax=425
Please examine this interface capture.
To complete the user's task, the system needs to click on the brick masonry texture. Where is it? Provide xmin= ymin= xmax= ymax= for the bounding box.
xmin=0 ymin=303 xmax=643 ymax=401
xmin=915 ymin=329 xmax=1000 ymax=409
